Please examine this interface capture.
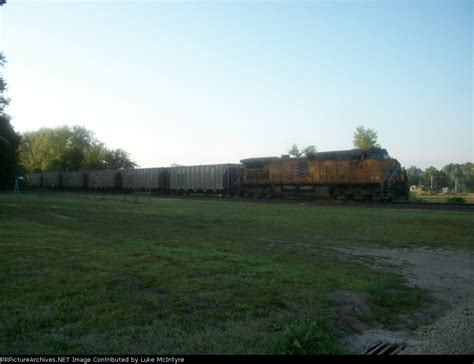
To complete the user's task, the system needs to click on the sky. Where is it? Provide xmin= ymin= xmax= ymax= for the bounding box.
xmin=0 ymin=0 xmax=472 ymax=169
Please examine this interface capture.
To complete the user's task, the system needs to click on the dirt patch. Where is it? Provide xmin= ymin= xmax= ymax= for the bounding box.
xmin=336 ymin=246 xmax=474 ymax=310
xmin=333 ymin=246 xmax=474 ymax=354
xmin=330 ymin=290 xmax=373 ymax=333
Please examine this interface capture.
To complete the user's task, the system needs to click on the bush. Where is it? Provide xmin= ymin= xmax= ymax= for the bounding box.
xmin=408 ymin=193 xmax=426 ymax=203
xmin=274 ymin=320 xmax=345 ymax=355
xmin=447 ymin=196 xmax=465 ymax=203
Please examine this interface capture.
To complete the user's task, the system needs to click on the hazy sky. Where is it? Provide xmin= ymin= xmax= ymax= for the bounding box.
xmin=1 ymin=0 xmax=472 ymax=169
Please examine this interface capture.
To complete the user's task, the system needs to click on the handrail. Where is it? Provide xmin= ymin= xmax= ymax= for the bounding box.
xmin=388 ymin=168 xmax=401 ymax=185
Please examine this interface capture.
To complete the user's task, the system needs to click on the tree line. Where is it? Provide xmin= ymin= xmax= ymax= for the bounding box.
xmin=0 ymin=52 xmax=136 ymax=189
xmin=20 ymin=126 xmax=137 ymax=173
xmin=0 ymin=53 xmax=21 ymax=189
xmin=404 ymin=164 xmax=474 ymax=193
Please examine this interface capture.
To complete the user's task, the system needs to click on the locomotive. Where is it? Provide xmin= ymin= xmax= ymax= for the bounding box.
xmin=240 ymin=147 xmax=408 ymax=200
xmin=27 ymin=147 xmax=408 ymax=201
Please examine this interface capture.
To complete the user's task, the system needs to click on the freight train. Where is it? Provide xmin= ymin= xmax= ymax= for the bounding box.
xmin=27 ymin=147 xmax=409 ymax=201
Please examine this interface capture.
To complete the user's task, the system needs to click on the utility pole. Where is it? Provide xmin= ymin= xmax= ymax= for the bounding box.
xmin=13 ymin=178 xmax=19 ymax=194
xmin=13 ymin=176 xmax=22 ymax=194
xmin=430 ymin=175 xmax=433 ymax=192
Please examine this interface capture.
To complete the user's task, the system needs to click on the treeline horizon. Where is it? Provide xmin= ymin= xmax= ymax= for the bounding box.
xmin=403 ymin=164 xmax=473 ymax=193
xmin=19 ymin=125 xmax=137 ymax=175
xmin=19 ymin=125 xmax=473 ymax=194
xmin=4 ymin=123 xmax=474 ymax=194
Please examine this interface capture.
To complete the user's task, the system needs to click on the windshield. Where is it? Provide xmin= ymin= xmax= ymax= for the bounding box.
xmin=368 ymin=149 xmax=390 ymax=160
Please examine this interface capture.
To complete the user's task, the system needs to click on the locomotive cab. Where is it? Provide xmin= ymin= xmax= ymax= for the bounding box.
xmin=358 ymin=147 xmax=390 ymax=161
xmin=362 ymin=147 xmax=408 ymax=199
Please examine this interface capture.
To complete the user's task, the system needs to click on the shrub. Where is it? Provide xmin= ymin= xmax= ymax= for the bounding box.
xmin=447 ymin=196 xmax=465 ymax=203
xmin=274 ymin=320 xmax=345 ymax=355
xmin=408 ymin=193 xmax=426 ymax=203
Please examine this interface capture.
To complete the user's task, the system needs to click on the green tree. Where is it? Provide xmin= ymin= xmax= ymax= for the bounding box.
xmin=423 ymin=166 xmax=449 ymax=192
xmin=102 ymin=148 xmax=136 ymax=170
xmin=82 ymin=143 xmax=107 ymax=170
xmin=19 ymin=125 xmax=137 ymax=173
xmin=288 ymin=144 xmax=317 ymax=158
xmin=465 ymin=163 xmax=474 ymax=192
xmin=441 ymin=163 xmax=474 ymax=193
xmin=288 ymin=144 xmax=302 ymax=158
xmin=0 ymin=52 xmax=21 ymax=189
xmin=0 ymin=53 xmax=10 ymax=113
xmin=405 ymin=166 xmax=424 ymax=187
xmin=302 ymin=145 xmax=317 ymax=157
xmin=353 ymin=125 xmax=380 ymax=148
xmin=0 ymin=115 xmax=21 ymax=189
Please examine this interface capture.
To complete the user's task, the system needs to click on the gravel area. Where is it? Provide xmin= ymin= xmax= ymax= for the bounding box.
xmin=400 ymin=298 xmax=474 ymax=354
xmin=333 ymin=246 xmax=474 ymax=354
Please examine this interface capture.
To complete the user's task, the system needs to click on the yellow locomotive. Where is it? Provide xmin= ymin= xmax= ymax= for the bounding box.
xmin=240 ymin=147 xmax=408 ymax=200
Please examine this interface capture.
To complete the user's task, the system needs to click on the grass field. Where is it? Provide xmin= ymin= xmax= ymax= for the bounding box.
xmin=1 ymin=193 xmax=473 ymax=354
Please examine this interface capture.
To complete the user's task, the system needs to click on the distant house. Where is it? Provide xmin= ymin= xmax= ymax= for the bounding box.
xmin=410 ymin=185 xmax=424 ymax=192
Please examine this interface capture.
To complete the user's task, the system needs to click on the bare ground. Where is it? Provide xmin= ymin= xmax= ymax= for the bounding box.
xmin=332 ymin=246 xmax=474 ymax=354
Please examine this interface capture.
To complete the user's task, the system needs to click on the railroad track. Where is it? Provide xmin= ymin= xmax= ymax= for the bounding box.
xmin=158 ymin=194 xmax=474 ymax=212
xmin=390 ymin=201 xmax=474 ymax=212
xmin=28 ymin=191 xmax=474 ymax=212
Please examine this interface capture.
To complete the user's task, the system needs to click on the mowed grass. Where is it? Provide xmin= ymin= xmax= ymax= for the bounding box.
xmin=0 ymin=193 xmax=473 ymax=354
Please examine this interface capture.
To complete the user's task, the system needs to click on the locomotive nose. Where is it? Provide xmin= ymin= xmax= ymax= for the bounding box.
xmin=383 ymin=159 xmax=401 ymax=178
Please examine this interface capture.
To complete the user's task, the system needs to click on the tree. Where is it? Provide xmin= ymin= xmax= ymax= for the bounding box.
xmin=441 ymin=163 xmax=474 ymax=193
xmin=465 ymin=163 xmax=474 ymax=193
xmin=102 ymin=148 xmax=136 ymax=170
xmin=288 ymin=144 xmax=302 ymax=158
xmin=423 ymin=166 xmax=449 ymax=192
xmin=0 ymin=52 xmax=21 ymax=189
xmin=287 ymin=144 xmax=317 ymax=158
xmin=0 ymin=53 xmax=10 ymax=113
xmin=403 ymin=163 xmax=474 ymax=193
xmin=353 ymin=125 xmax=380 ymax=148
xmin=19 ymin=125 xmax=137 ymax=173
xmin=0 ymin=115 xmax=21 ymax=189
xmin=302 ymin=145 xmax=317 ymax=156
xmin=405 ymin=166 xmax=424 ymax=187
